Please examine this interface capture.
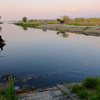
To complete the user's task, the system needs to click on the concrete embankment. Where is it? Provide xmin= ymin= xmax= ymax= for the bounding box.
xmin=36 ymin=24 xmax=100 ymax=36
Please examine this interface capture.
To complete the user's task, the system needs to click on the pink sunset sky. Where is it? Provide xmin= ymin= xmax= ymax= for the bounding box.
xmin=0 ymin=0 xmax=100 ymax=21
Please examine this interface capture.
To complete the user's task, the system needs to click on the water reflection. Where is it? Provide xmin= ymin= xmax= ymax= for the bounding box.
xmin=56 ymin=31 xmax=69 ymax=38
xmin=42 ymin=28 xmax=47 ymax=32
xmin=0 ymin=27 xmax=2 ymax=32
xmin=22 ymin=26 xmax=27 ymax=31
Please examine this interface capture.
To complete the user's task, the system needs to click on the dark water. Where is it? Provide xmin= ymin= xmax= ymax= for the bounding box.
xmin=0 ymin=23 xmax=100 ymax=89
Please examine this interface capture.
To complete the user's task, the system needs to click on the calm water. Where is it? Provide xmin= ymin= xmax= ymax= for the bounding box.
xmin=0 ymin=23 xmax=100 ymax=89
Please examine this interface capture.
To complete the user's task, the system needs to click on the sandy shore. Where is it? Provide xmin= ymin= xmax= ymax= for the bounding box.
xmin=36 ymin=24 xmax=100 ymax=36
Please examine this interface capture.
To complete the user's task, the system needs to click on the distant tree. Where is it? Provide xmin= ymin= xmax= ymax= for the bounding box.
xmin=60 ymin=15 xmax=70 ymax=21
xmin=79 ymin=18 xmax=85 ymax=22
xmin=29 ymin=19 xmax=33 ymax=23
xmin=56 ymin=18 xmax=64 ymax=24
xmin=0 ymin=16 xmax=1 ymax=19
xmin=74 ymin=17 xmax=85 ymax=22
xmin=56 ymin=18 xmax=61 ymax=21
xmin=22 ymin=17 xmax=27 ymax=22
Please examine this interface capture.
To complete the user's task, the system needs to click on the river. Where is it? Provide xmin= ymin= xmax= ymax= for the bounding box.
xmin=0 ymin=23 xmax=100 ymax=90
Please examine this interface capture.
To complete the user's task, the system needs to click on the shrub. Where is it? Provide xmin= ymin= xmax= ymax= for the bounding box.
xmin=96 ymin=86 xmax=100 ymax=93
xmin=70 ymin=84 xmax=84 ymax=93
xmin=83 ymin=77 xmax=100 ymax=89
xmin=77 ymin=89 xmax=88 ymax=99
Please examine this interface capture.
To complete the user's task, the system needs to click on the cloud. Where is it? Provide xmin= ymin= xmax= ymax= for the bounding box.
xmin=67 ymin=7 xmax=79 ymax=11
xmin=61 ymin=7 xmax=80 ymax=12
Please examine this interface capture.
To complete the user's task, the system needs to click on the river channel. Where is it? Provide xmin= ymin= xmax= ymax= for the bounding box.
xmin=0 ymin=23 xmax=100 ymax=90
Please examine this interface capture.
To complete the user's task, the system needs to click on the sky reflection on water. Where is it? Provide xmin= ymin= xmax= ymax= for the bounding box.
xmin=0 ymin=24 xmax=100 ymax=89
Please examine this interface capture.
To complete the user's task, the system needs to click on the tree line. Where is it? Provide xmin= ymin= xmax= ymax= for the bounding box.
xmin=56 ymin=15 xmax=100 ymax=23
xmin=21 ymin=16 xmax=100 ymax=24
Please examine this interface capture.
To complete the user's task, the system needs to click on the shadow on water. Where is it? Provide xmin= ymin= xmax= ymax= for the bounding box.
xmin=0 ymin=42 xmax=5 ymax=51
xmin=0 ymin=35 xmax=6 ymax=52
xmin=42 ymin=28 xmax=47 ymax=32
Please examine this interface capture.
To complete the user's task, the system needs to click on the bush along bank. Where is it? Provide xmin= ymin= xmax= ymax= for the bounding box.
xmin=14 ymin=23 xmax=41 ymax=28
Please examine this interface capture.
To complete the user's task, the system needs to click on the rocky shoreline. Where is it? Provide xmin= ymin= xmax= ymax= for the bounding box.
xmin=0 ymin=81 xmax=81 ymax=100
xmin=36 ymin=24 xmax=100 ymax=36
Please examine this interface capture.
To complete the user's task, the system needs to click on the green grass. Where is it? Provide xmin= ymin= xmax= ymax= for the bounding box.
xmin=14 ymin=23 xmax=41 ymax=28
xmin=47 ymin=23 xmax=58 ymax=24
xmin=69 ymin=77 xmax=100 ymax=100
xmin=68 ymin=23 xmax=95 ymax=26
xmin=88 ymin=94 xmax=100 ymax=100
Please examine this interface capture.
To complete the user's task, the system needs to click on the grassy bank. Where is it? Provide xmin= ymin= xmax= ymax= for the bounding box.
xmin=68 ymin=77 xmax=100 ymax=100
xmin=68 ymin=23 xmax=100 ymax=26
xmin=15 ymin=18 xmax=100 ymax=26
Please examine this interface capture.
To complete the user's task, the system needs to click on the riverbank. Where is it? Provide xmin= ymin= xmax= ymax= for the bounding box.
xmin=18 ymin=82 xmax=81 ymax=100
xmin=17 ymin=77 xmax=100 ymax=100
xmin=36 ymin=24 xmax=100 ymax=36
xmin=0 ymin=82 xmax=81 ymax=100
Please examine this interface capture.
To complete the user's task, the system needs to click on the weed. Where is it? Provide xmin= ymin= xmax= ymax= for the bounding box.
xmin=63 ymin=92 xmax=67 ymax=95
xmin=82 ymin=27 xmax=91 ymax=30
xmin=0 ymin=76 xmax=19 ymax=100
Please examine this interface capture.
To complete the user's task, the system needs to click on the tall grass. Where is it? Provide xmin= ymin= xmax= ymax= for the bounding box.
xmin=83 ymin=77 xmax=100 ymax=89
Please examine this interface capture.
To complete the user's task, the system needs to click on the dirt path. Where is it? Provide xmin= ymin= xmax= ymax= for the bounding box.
xmin=36 ymin=24 xmax=100 ymax=36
